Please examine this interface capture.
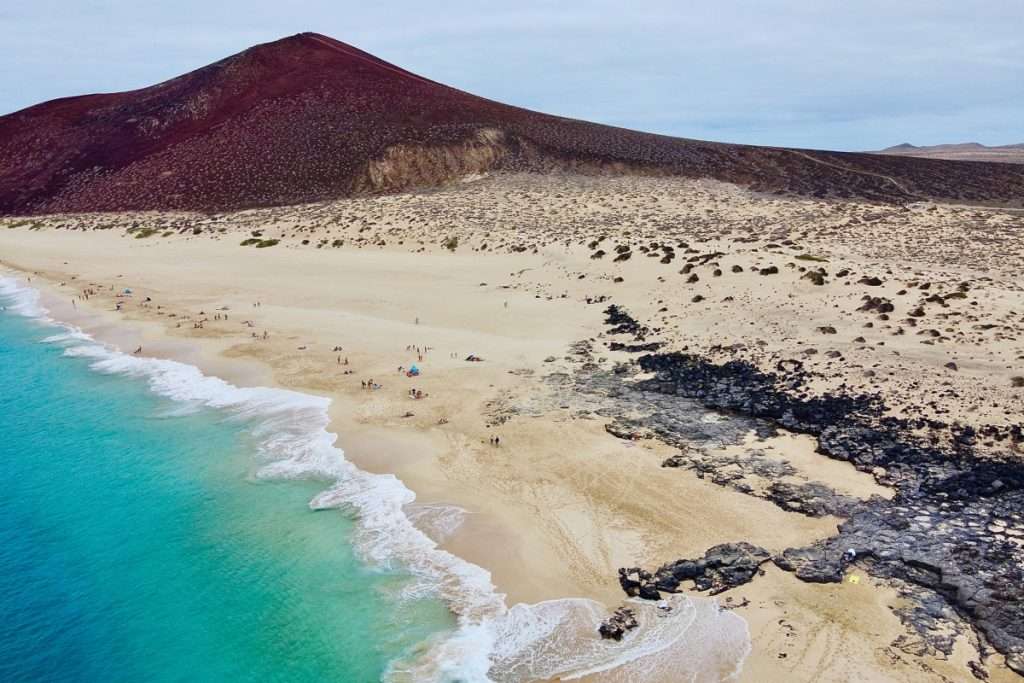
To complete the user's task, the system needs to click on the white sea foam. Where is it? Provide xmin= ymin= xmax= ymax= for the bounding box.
xmin=0 ymin=275 xmax=752 ymax=682
xmin=0 ymin=277 xmax=45 ymax=317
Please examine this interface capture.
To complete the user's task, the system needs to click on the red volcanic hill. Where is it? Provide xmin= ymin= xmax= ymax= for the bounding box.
xmin=2 ymin=32 xmax=1022 ymax=214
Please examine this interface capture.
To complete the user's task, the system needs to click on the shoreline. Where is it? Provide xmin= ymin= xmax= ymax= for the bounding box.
xmin=2 ymin=176 xmax=1020 ymax=683
xmin=0 ymin=271 xmax=757 ymax=681
xmin=0 ymin=234 xmax=841 ymax=602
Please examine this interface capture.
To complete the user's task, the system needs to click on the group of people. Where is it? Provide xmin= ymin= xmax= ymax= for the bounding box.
xmin=405 ymin=344 xmax=432 ymax=362
xmin=32 ymin=283 xmax=516 ymax=453
xmin=73 ymin=287 xmax=96 ymax=308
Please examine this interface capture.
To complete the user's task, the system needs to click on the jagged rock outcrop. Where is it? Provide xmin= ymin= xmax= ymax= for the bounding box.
xmin=651 ymin=543 xmax=771 ymax=595
xmin=598 ymin=606 xmax=639 ymax=640
xmin=594 ymin=305 xmax=1024 ymax=673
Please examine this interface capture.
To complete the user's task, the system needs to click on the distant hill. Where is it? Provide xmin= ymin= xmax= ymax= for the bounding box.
xmin=2 ymin=32 xmax=1023 ymax=215
xmin=876 ymin=142 xmax=1024 ymax=164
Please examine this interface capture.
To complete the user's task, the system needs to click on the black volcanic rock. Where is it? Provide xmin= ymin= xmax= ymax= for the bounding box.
xmin=597 ymin=305 xmax=1024 ymax=672
xmin=651 ymin=543 xmax=771 ymax=595
xmin=598 ymin=606 xmax=639 ymax=640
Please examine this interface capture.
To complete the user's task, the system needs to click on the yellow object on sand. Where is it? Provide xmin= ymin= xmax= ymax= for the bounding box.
xmin=848 ymin=574 xmax=861 ymax=585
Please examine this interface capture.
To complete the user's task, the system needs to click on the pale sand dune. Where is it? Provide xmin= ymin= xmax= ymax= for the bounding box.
xmin=2 ymin=173 xmax=1021 ymax=681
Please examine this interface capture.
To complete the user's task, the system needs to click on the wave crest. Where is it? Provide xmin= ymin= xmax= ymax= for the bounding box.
xmin=1 ymin=275 xmax=751 ymax=682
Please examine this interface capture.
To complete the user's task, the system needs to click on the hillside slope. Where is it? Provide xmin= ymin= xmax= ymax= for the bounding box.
xmin=2 ymin=32 xmax=1023 ymax=214
xmin=876 ymin=142 xmax=1024 ymax=165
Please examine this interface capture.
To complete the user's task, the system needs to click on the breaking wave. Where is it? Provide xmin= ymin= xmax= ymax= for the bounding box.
xmin=0 ymin=275 xmax=751 ymax=682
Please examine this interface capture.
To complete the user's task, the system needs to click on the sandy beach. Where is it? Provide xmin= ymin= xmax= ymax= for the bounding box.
xmin=2 ymin=173 xmax=1021 ymax=682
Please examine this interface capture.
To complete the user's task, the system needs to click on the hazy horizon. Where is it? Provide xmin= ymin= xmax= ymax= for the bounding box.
xmin=2 ymin=1 xmax=1021 ymax=152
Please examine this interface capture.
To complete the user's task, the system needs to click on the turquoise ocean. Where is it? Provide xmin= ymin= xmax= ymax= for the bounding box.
xmin=0 ymin=276 xmax=751 ymax=683
xmin=0 ymin=278 xmax=466 ymax=682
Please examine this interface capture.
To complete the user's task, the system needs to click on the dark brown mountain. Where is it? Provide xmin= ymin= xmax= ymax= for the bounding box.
xmin=2 ymin=32 xmax=1022 ymax=215
xmin=875 ymin=142 xmax=1024 ymax=165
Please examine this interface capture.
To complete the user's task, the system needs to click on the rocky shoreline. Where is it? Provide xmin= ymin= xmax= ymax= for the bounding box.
xmin=587 ymin=305 xmax=1024 ymax=677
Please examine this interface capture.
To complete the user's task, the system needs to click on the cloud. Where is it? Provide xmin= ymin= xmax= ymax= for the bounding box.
xmin=1 ymin=0 xmax=1021 ymax=150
